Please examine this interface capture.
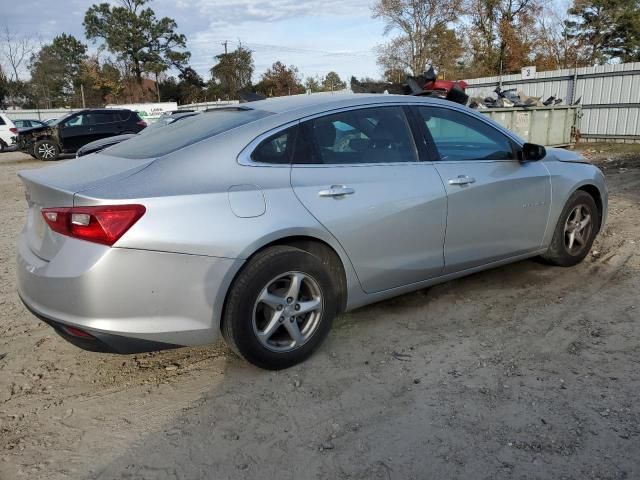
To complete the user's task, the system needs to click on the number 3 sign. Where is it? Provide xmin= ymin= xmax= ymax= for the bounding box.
xmin=521 ymin=66 xmax=536 ymax=79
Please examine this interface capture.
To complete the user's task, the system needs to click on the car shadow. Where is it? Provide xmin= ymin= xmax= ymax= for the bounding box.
xmin=80 ymin=257 xmax=602 ymax=479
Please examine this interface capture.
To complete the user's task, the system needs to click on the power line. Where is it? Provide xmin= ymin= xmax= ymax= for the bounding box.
xmin=190 ymin=38 xmax=376 ymax=59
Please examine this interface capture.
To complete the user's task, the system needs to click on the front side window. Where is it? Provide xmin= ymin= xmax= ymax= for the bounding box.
xmin=64 ymin=114 xmax=85 ymax=127
xmin=301 ymin=106 xmax=417 ymax=164
xmin=416 ymin=107 xmax=515 ymax=161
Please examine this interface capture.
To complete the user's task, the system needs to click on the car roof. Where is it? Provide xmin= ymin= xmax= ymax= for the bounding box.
xmin=246 ymin=93 xmax=450 ymax=115
xmin=237 ymin=92 xmax=524 ymax=146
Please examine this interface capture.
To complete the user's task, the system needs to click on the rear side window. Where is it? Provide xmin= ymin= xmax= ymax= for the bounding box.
xmin=300 ymin=106 xmax=417 ymax=164
xmin=416 ymin=107 xmax=515 ymax=161
xmin=0 ymin=116 xmax=6 ymax=126
xmin=104 ymin=108 xmax=272 ymax=159
xmin=251 ymin=126 xmax=297 ymax=164
xmin=87 ymin=112 xmax=117 ymax=124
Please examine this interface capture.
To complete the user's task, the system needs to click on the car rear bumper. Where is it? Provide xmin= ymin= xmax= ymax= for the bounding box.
xmin=19 ymin=298 xmax=181 ymax=353
xmin=16 ymin=232 xmax=243 ymax=353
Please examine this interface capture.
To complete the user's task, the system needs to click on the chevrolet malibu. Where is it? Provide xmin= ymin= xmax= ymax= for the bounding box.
xmin=17 ymin=94 xmax=607 ymax=369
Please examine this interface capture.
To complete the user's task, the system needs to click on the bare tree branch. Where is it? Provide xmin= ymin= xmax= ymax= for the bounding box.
xmin=372 ymin=0 xmax=464 ymax=75
xmin=0 ymin=25 xmax=38 ymax=82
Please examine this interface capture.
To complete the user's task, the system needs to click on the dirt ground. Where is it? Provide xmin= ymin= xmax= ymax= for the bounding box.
xmin=0 ymin=145 xmax=638 ymax=480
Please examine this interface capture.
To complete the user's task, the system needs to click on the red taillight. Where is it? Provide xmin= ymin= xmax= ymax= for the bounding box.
xmin=41 ymin=205 xmax=146 ymax=246
xmin=136 ymin=120 xmax=147 ymax=127
xmin=10 ymin=127 xmax=18 ymax=134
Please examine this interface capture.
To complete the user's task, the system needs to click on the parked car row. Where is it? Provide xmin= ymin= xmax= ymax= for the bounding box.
xmin=16 ymin=94 xmax=608 ymax=369
xmin=76 ymin=110 xmax=199 ymax=157
xmin=3 ymin=109 xmax=214 ymax=160
xmin=15 ymin=109 xmax=147 ymax=160
xmin=1 ymin=115 xmax=66 ymax=152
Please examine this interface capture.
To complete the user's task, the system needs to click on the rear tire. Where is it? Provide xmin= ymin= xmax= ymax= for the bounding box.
xmin=34 ymin=139 xmax=60 ymax=161
xmin=222 ymin=245 xmax=338 ymax=370
xmin=541 ymin=190 xmax=599 ymax=267
xmin=0 ymin=140 xmax=7 ymax=153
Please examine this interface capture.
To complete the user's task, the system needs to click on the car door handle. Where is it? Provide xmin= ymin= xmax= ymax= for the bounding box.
xmin=318 ymin=185 xmax=355 ymax=197
xmin=448 ymin=175 xmax=476 ymax=186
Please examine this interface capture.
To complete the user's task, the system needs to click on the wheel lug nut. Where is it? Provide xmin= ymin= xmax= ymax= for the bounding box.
xmin=295 ymin=304 xmax=300 ymax=311
xmin=277 ymin=305 xmax=283 ymax=311
xmin=289 ymin=317 xmax=295 ymax=322
xmin=286 ymin=297 xmax=293 ymax=304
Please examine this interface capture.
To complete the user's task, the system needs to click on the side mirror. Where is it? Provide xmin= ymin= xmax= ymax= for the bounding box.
xmin=521 ymin=142 xmax=546 ymax=161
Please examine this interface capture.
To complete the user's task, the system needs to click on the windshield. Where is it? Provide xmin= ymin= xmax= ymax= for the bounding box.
xmin=104 ymin=108 xmax=272 ymax=159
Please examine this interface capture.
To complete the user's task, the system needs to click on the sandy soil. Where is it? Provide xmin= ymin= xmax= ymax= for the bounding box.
xmin=0 ymin=146 xmax=638 ymax=480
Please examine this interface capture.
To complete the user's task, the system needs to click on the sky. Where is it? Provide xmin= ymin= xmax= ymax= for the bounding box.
xmin=2 ymin=0 xmax=387 ymax=83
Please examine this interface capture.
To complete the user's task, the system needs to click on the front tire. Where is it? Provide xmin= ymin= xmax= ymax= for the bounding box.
xmin=34 ymin=139 xmax=60 ymax=161
xmin=222 ymin=246 xmax=338 ymax=370
xmin=541 ymin=190 xmax=599 ymax=267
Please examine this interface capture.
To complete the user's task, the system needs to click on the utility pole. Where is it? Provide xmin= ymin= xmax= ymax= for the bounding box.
xmin=80 ymin=83 xmax=86 ymax=108
xmin=155 ymin=73 xmax=161 ymax=102
xmin=221 ymin=40 xmax=228 ymax=55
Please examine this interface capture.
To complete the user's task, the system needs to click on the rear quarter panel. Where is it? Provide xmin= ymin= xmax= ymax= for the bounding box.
xmin=74 ymin=125 xmax=365 ymax=309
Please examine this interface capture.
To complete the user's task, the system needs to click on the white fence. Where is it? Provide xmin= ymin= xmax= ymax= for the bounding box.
xmin=465 ymin=62 xmax=640 ymax=142
xmin=0 ymin=100 xmax=241 ymax=121
xmin=1 ymin=109 xmax=79 ymax=122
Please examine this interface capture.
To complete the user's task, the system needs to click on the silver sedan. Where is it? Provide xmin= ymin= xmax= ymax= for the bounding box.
xmin=16 ymin=94 xmax=607 ymax=369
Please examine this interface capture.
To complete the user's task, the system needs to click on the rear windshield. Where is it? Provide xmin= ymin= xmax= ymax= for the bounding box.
xmin=103 ymin=108 xmax=272 ymax=159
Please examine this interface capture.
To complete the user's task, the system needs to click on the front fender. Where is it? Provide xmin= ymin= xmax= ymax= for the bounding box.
xmin=542 ymin=160 xmax=608 ymax=246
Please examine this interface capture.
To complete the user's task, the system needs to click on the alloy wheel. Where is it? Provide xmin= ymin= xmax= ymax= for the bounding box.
xmin=563 ymin=204 xmax=593 ymax=255
xmin=252 ymin=271 xmax=323 ymax=352
xmin=38 ymin=143 xmax=56 ymax=159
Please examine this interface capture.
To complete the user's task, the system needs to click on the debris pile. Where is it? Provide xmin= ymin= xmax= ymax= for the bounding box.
xmin=468 ymin=87 xmax=571 ymax=109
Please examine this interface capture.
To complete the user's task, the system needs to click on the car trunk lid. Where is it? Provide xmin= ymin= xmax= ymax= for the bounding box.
xmin=19 ymin=154 xmax=154 ymax=260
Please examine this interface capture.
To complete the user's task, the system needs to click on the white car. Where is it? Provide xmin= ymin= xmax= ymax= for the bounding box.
xmin=0 ymin=113 xmax=18 ymax=152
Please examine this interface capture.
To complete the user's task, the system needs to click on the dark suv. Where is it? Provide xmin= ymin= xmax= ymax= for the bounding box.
xmin=18 ymin=109 xmax=146 ymax=160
